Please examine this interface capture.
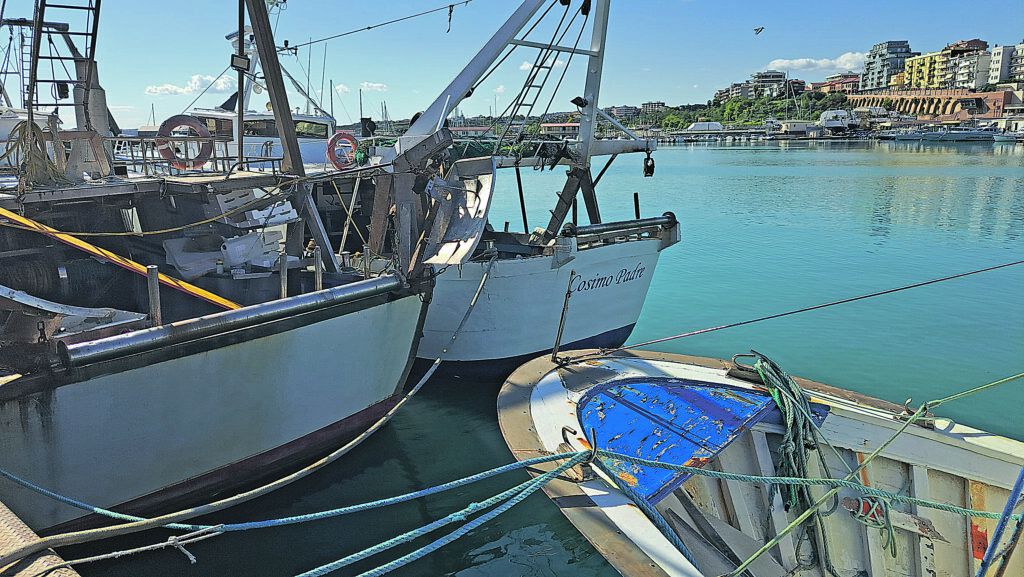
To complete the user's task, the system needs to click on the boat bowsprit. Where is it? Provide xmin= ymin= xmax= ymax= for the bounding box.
xmin=498 ymin=349 xmax=1024 ymax=577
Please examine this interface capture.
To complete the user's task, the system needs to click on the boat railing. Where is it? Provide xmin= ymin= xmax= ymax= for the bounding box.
xmin=0 ymin=130 xmax=286 ymax=177
xmin=561 ymin=213 xmax=678 ymax=248
xmin=109 ymin=134 xmax=284 ymax=176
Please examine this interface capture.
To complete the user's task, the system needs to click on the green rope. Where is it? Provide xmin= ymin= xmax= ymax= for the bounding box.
xmin=754 ymin=352 xmax=841 ymax=574
xmin=594 ymin=450 xmax=1023 ymax=521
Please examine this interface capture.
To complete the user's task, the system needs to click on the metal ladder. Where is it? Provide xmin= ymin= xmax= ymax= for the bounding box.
xmin=492 ymin=55 xmax=556 ymax=156
xmin=23 ymin=0 xmax=101 ymax=129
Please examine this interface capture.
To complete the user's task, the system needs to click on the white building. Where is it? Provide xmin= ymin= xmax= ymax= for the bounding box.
xmin=989 ymin=44 xmax=1024 ymax=84
xmin=750 ymin=70 xmax=787 ymax=96
xmin=641 ymin=101 xmax=666 ymax=114
xmin=728 ymin=83 xmax=755 ymax=99
xmin=953 ymin=51 xmax=992 ymax=89
xmin=604 ymin=105 xmax=640 ymax=119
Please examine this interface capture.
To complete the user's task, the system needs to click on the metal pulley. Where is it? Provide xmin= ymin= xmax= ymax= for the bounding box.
xmin=643 ymin=151 xmax=655 ymax=177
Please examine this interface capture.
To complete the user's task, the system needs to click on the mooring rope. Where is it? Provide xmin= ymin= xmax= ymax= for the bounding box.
xmin=4 ymin=372 xmax=1020 ymax=573
xmin=0 ymin=255 xmax=496 ymax=569
xmin=566 ymin=259 xmax=1024 ymax=362
xmin=296 ymin=452 xmax=589 ymax=577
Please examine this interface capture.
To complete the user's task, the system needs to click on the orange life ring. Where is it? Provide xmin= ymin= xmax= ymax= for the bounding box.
xmin=326 ymin=131 xmax=358 ymax=169
xmin=155 ymin=114 xmax=213 ymax=170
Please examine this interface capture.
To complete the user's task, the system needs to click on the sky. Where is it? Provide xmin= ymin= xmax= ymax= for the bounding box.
xmin=2 ymin=0 xmax=1021 ymax=129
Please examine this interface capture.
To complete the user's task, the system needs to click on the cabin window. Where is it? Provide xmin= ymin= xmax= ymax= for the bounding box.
xmin=295 ymin=121 xmax=328 ymax=139
xmin=199 ymin=117 xmax=234 ymax=138
xmin=243 ymin=120 xmax=278 ymax=138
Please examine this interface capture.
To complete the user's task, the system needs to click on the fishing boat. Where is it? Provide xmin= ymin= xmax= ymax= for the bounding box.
xmin=0 ymin=3 xmax=450 ymax=534
xmin=365 ymin=0 xmax=680 ymax=376
xmin=498 ymin=349 xmax=1024 ymax=577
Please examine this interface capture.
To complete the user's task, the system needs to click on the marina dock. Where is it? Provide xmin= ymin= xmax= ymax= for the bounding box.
xmin=0 ymin=501 xmax=79 ymax=577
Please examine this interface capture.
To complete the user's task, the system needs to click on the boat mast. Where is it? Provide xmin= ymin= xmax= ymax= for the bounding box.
xmin=575 ymin=0 xmax=609 ymax=170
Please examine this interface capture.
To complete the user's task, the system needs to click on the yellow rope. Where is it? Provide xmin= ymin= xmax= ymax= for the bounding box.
xmin=0 ymin=205 xmax=241 ymax=310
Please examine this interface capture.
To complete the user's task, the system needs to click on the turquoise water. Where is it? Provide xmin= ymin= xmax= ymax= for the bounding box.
xmin=68 ymin=141 xmax=1024 ymax=576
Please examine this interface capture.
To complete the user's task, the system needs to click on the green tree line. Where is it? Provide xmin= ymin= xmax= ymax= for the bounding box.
xmin=625 ymin=92 xmax=851 ymax=130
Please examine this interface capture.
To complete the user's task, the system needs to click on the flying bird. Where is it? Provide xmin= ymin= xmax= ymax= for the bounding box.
xmin=754 ymin=27 xmax=765 ymax=35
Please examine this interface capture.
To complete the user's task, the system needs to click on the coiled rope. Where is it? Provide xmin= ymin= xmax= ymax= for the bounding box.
xmin=753 ymin=352 xmax=841 ymax=574
xmin=722 ymin=370 xmax=1024 ymax=577
xmin=0 ymin=120 xmax=72 ymax=189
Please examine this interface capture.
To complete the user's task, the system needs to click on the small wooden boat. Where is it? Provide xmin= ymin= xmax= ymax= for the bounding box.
xmin=498 ymin=349 xmax=1024 ymax=577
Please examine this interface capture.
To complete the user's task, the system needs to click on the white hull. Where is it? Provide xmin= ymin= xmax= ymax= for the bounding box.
xmin=417 ymin=236 xmax=667 ymax=364
xmin=0 ymin=292 xmax=425 ymax=531
xmin=922 ymin=129 xmax=997 ymax=142
xmin=499 ymin=351 xmax=1024 ymax=577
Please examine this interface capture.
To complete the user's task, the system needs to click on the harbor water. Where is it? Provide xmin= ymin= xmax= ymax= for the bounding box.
xmin=65 ymin=140 xmax=1024 ymax=576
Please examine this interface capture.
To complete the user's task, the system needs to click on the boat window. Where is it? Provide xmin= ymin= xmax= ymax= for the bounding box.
xmin=198 ymin=117 xmax=234 ymax=138
xmin=243 ymin=120 xmax=278 ymax=138
xmin=295 ymin=121 xmax=328 ymax=139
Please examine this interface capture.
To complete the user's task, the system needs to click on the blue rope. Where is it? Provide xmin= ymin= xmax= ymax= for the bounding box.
xmin=0 ymin=468 xmax=198 ymax=531
xmin=296 ymin=451 xmax=590 ymax=577
xmin=976 ymin=462 xmax=1024 ymax=576
xmin=0 ymin=452 xmax=576 ymax=533
xmin=213 ymin=451 xmax=573 ymax=532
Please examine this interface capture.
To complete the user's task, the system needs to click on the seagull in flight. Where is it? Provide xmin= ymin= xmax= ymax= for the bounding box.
xmin=754 ymin=27 xmax=765 ymax=35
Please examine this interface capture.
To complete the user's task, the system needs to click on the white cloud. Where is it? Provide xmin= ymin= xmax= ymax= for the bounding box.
xmin=361 ymin=82 xmax=388 ymax=92
xmin=766 ymin=52 xmax=866 ymax=75
xmin=518 ymin=58 xmax=565 ymax=71
xmin=335 ymin=83 xmax=351 ymax=94
xmin=494 ymin=85 xmax=505 ymax=94
xmin=145 ymin=74 xmax=236 ymax=96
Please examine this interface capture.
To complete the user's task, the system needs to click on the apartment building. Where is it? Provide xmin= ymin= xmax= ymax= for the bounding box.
xmin=750 ymin=70 xmax=787 ymax=96
xmin=937 ymin=39 xmax=988 ymax=88
xmin=603 ymin=105 xmax=640 ymax=119
xmin=989 ymin=43 xmax=1024 ymax=84
xmin=905 ymin=51 xmax=943 ymax=89
xmin=641 ymin=101 xmax=667 ymax=114
xmin=952 ymin=51 xmax=992 ymax=89
xmin=860 ymin=41 xmax=919 ymax=92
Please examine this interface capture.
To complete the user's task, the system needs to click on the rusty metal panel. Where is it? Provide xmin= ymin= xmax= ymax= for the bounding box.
xmin=578 ymin=377 xmax=784 ymax=503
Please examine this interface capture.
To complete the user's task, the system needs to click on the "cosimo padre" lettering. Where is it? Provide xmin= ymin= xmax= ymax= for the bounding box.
xmin=569 ymin=262 xmax=646 ymax=292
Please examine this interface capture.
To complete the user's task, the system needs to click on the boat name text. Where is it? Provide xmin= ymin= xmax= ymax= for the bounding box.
xmin=570 ymin=263 xmax=646 ymax=292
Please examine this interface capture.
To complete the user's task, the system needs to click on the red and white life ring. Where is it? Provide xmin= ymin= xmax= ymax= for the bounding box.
xmin=326 ymin=131 xmax=358 ymax=169
xmin=155 ymin=114 xmax=213 ymax=170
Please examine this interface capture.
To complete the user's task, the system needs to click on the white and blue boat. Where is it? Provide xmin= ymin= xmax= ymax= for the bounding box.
xmin=499 ymin=349 xmax=1024 ymax=577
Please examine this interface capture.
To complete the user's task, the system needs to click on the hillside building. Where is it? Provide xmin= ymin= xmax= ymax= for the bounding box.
xmin=641 ymin=101 xmax=666 ymax=114
xmin=750 ymin=70 xmax=787 ymax=96
xmin=603 ymin=105 xmax=640 ymax=119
